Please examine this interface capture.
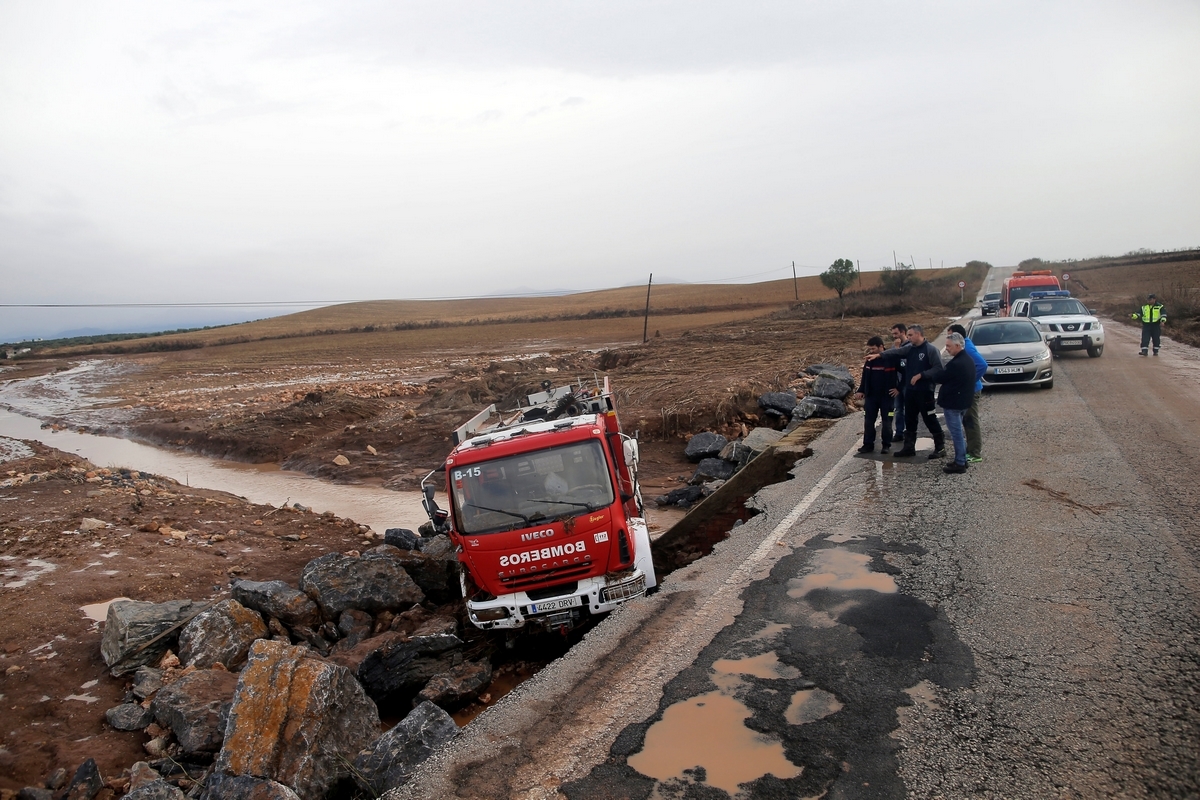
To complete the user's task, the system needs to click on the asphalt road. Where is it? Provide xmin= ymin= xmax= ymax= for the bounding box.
xmin=391 ymin=294 xmax=1200 ymax=799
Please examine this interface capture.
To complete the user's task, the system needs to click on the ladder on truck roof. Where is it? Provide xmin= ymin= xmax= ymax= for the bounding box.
xmin=451 ymin=375 xmax=614 ymax=445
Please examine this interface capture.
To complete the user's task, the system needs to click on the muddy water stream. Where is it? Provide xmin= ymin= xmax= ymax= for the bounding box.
xmin=0 ymin=406 xmax=427 ymax=534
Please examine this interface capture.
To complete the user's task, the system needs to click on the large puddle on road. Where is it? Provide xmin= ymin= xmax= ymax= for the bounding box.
xmin=628 ymin=670 xmax=803 ymax=794
xmin=0 ymin=406 xmax=428 ymax=534
xmin=787 ymin=548 xmax=898 ymax=597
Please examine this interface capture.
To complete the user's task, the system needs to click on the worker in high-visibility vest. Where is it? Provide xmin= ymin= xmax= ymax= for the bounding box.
xmin=1132 ymin=293 xmax=1167 ymax=356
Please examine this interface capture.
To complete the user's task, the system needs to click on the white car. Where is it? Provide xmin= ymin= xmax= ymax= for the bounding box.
xmin=1009 ymin=292 xmax=1105 ymax=358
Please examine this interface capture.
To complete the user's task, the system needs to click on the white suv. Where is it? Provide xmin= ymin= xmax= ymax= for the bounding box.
xmin=1009 ymin=291 xmax=1105 ymax=358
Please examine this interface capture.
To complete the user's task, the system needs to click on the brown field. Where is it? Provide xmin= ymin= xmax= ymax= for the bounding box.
xmin=46 ymin=270 xmax=954 ymax=357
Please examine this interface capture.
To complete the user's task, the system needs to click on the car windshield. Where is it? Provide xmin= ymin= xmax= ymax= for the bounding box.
xmin=971 ymin=322 xmax=1043 ymax=346
xmin=450 ymin=439 xmax=615 ymax=534
xmin=984 ymin=292 xmax=1001 ymax=301
xmin=1029 ymin=299 xmax=1088 ymax=316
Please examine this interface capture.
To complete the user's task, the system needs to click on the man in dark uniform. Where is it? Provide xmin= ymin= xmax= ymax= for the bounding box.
xmin=1133 ymin=293 xmax=1167 ymax=356
xmin=853 ymin=336 xmax=894 ymax=454
xmin=873 ymin=324 xmax=946 ymax=459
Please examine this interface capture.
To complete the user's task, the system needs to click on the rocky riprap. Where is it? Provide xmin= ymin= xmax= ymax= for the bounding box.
xmin=33 ymin=536 xmax=487 ymax=800
xmin=655 ymin=363 xmax=853 ymax=508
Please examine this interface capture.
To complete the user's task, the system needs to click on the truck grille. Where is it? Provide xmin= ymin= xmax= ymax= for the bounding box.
xmin=499 ymin=563 xmax=594 ymax=591
xmin=600 ymin=573 xmax=646 ymax=603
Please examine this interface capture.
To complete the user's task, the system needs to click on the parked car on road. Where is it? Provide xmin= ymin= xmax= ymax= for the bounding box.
xmin=1009 ymin=291 xmax=1104 ymax=358
xmin=980 ymin=292 xmax=1002 ymax=316
xmin=966 ymin=317 xmax=1054 ymax=389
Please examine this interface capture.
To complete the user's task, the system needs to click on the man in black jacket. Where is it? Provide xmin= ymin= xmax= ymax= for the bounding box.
xmin=874 ymin=324 xmax=946 ymax=458
xmin=914 ymin=332 xmax=976 ymax=473
xmin=853 ymin=336 xmax=894 ymax=454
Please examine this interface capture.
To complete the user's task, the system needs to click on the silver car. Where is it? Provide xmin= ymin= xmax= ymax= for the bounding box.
xmin=966 ymin=317 xmax=1054 ymax=390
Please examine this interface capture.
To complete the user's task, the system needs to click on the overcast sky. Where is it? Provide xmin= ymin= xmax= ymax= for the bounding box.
xmin=2 ymin=1 xmax=1198 ymax=341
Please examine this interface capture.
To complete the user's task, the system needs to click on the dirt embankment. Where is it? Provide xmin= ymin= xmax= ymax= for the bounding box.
xmin=0 ymin=442 xmax=377 ymax=791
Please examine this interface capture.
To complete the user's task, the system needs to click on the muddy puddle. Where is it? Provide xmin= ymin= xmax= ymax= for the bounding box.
xmin=628 ymin=670 xmax=803 ymax=794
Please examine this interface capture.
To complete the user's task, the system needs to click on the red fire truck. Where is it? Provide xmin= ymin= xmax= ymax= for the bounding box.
xmin=420 ymin=376 xmax=656 ymax=634
xmin=1000 ymin=270 xmax=1062 ymax=315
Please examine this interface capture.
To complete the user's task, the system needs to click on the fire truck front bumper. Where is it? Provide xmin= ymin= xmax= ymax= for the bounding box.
xmin=466 ymin=569 xmax=650 ymax=631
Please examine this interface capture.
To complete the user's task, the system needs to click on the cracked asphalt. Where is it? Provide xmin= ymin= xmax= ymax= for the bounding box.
xmin=392 ymin=302 xmax=1200 ymax=799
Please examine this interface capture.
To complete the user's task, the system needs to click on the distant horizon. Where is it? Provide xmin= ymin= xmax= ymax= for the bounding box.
xmin=5 ymin=248 xmax=1197 ymax=344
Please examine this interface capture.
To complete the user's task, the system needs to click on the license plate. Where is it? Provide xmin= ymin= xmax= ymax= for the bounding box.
xmin=528 ymin=595 xmax=581 ymax=614
xmin=1058 ymin=339 xmax=1081 ymax=345
xmin=995 ymin=366 xmax=1024 ymax=374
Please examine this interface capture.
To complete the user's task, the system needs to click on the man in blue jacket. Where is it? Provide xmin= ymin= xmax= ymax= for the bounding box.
xmin=948 ymin=323 xmax=987 ymax=463
xmin=914 ymin=332 xmax=976 ymax=473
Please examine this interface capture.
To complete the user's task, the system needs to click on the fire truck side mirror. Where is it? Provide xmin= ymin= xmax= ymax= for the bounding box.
xmin=622 ymin=439 xmax=640 ymax=469
xmin=423 ymin=484 xmax=436 ymax=503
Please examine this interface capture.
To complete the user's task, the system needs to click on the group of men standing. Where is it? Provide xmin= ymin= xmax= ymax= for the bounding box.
xmin=853 ymin=322 xmax=985 ymax=474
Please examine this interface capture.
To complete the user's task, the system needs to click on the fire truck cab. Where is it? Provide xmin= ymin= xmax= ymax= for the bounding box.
xmin=1000 ymin=270 xmax=1062 ymax=315
xmin=421 ymin=377 xmax=656 ymax=634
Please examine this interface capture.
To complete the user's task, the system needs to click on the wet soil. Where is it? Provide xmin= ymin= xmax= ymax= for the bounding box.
xmin=0 ymin=442 xmax=372 ymax=791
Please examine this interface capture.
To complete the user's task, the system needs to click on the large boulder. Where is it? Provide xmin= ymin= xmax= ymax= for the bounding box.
xmin=202 ymin=773 xmax=301 ymax=800
xmin=743 ymin=427 xmax=784 ymax=454
xmin=124 ymin=781 xmax=185 ymax=800
xmin=393 ymin=551 xmax=458 ymax=606
xmin=655 ymin=485 xmax=704 ymax=508
xmin=689 ymin=458 xmax=735 ymax=485
xmin=101 ymin=600 xmax=198 ymax=676
xmin=300 ymin=552 xmax=425 ymax=618
xmin=810 ymin=373 xmax=854 ymax=399
xmin=757 ymin=392 xmax=798 ymax=417
xmin=131 ymin=667 xmax=163 ymax=700
xmin=231 ymin=580 xmax=321 ymax=629
xmin=683 ymin=432 xmax=727 ymax=463
xmin=805 ymin=363 xmax=854 ymax=384
xmin=150 ymin=669 xmax=239 ymax=756
xmin=383 ymin=528 xmax=421 ymax=551
xmin=717 ymin=439 xmax=751 ymax=465
xmin=353 ymin=702 xmax=459 ymax=795
xmin=106 ymin=703 xmax=154 ymax=731
xmin=213 ymin=640 xmax=380 ymax=799
xmin=61 ymin=759 xmax=103 ymax=800
xmin=178 ymin=599 xmax=268 ymax=670
xmin=416 ymin=660 xmax=493 ymax=710
xmin=357 ymin=633 xmax=464 ymax=702
xmin=792 ymin=396 xmax=847 ymax=420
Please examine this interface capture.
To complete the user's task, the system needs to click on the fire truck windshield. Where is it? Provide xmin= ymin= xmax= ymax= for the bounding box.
xmin=450 ymin=440 xmax=616 ymax=534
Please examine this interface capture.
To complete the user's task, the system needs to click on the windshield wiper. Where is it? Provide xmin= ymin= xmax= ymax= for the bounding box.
xmin=527 ymin=497 xmax=603 ymax=511
xmin=461 ymin=503 xmax=531 ymax=524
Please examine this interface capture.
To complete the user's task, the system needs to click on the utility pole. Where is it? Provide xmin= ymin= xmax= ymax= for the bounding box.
xmin=857 ymin=260 xmax=862 ymax=289
xmin=893 ymin=250 xmax=898 ymax=269
xmin=792 ymin=261 xmax=798 ymax=300
xmin=642 ymin=273 xmax=653 ymax=344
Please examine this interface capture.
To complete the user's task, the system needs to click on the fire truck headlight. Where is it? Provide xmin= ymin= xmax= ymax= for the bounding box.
xmin=472 ymin=607 xmax=511 ymax=622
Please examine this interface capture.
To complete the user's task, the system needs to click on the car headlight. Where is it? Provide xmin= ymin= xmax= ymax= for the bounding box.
xmin=1037 ymin=323 xmax=1050 ymax=332
xmin=1035 ymin=349 xmax=1052 ymax=362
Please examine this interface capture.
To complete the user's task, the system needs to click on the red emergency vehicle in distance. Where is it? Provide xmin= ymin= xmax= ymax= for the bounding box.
xmin=1000 ymin=270 xmax=1062 ymax=316
xmin=420 ymin=376 xmax=656 ymax=635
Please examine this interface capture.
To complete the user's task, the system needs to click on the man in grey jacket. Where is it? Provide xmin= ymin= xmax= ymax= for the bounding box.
xmin=874 ymin=324 xmax=946 ymax=458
